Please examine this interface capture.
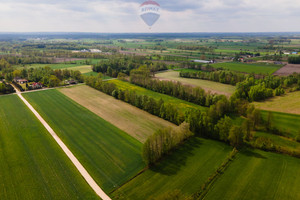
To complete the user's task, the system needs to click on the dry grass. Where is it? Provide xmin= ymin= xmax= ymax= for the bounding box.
xmin=63 ymin=65 xmax=93 ymax=74
xmin=253 ymin=91 xmax=300 ymax=115
xmin=59 ymin=85 xmax=176 ymax=143
xmin=155 ymin=71 xmax=236 ymax=96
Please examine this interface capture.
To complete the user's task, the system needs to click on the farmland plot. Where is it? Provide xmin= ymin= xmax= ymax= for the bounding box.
xmin=23 ymin=90 xmax=145 ymax=193
xmin=0 ymin=95 xmax=99 ymax=200
xmin=60 ymin=85 xmax=176 ymax=143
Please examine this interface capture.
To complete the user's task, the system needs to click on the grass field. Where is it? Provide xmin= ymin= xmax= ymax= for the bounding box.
xmin=156 ymin=71 xmax=236 ymax=96
xmin=205 ymin=149 xmax=300 ymax=200
xmin=23 ymin=90 xmax=145 ymax=193
xmin=254 ymin=131 xmax=300 ymax=151
xmin=64 ymin=65 xmax=93 ymax=73
xmin=112 ymin=138 xmax=233 ymax=200
xmin=60 ymin=85 xmax=176 ymax=143
xmin=260 ymin=111 xmax=300 ymax=138
xmin=253 ymin=91 xmax=300 ymax=115
xmin=212 ymin=62 xmax=283 ymax=74
xmin=0 ymin=95 xmax=99 ymax=200
xmin=109 ymin=79 xmax=207 ymax=114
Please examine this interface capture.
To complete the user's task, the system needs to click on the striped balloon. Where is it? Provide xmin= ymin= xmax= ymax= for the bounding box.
xmin=140 ymin=0 xmax=161 ymax=27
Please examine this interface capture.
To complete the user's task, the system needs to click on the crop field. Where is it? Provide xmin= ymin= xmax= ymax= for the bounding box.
xmin=60 ymin=85 xmax=176 ymax=142
xmin=112 ymin=138 xmax=233 ymax=200
xmin=64 ymin=65 xmax=93 ymax=74
xmin=156 ymin=71 xmax=236 ymax=96
xmin=19 ymin=59 xmax=102 ymax=70
xmin=109 ymin=79 xmax=207 ymax=114
xmin=254 ymin=91 xmax=300 ymax=115
xmin=23 ymin=90 xmax=145 ymax=192
xmin=205 ymin=149 xmax=300 ymax=200
xmin=0 ymin=95 xmax=99 ymax=200
xmin=212 ymin=62 xmax=283 ymax=74
xmin=260 ymin=111 xmax=300 ymax=138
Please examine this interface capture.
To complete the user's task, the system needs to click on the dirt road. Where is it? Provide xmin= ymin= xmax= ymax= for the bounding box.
xmin=12 ymin=85 xmax=111 ymax=200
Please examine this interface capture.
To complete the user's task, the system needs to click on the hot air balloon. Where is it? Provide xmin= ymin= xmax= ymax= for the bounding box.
xmin=140 ymin=0 xmax=161 ymax=28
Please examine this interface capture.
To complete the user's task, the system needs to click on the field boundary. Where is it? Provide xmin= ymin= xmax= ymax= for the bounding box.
xmin=12 ymin=86 xmax=111 ymax=200
xmin=193 ymin=148 xmax=238 ymax=200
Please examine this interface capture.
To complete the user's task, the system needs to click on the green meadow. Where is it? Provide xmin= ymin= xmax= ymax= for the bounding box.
xmin=212 ymin=62 xmax=282 ymax=74
xmin=205 ymin=149 xmax=300 ymax=200
xmin=0 ymin=95 xmax=99 ymax=200
xmin=112 ymin=138 xmax=233 ymax=199
xmin=23 ymin=90 xmax=145 ymax=192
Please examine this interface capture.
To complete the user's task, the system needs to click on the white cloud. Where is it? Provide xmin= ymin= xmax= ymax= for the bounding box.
xmin=0 ymin=0 xmax=299 ymax=32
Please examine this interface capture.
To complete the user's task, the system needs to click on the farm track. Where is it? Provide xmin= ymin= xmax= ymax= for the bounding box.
xmin=12 ymin=85 xmax=111 ymax=200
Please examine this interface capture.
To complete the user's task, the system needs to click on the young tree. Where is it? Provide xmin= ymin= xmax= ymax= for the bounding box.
xmin=228 ymin=126 xmax=244 ymax=148
xmin=266 ymin=112 xmax=274 ymax=131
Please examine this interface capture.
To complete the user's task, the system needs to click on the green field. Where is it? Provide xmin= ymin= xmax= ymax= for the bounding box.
xmin=109 ymin=79 xmax=207 ymax=114
xmin=254 ymin=131 xmax=300 ymax=151
xmin=19 ymin=59 xmax=101 ymax=70
xmin=212 ymin=62 xmax=283 ymax=74
xmin=0 ymin=95 xmax=99 ymax=200
xmin=205 ymin=149 xmax=300 ymax=200
xmin=112 ymin=138 xmax=233 ymax=199
xmin=156 ymin=71 xmax=236 ymax=96
xmin=23 ymin=90 xmax=145 ymax=192
xmin=260 ymin=111 xmax=300 ymax=138
xmin=60 ymin=85 xmax=176 ymax=143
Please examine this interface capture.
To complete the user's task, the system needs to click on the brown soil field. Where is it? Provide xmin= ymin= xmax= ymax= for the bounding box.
xmin=59 ymin=85 xmax=176 ymax=143
xmin=273 ymin=64 xmax=300 ymax=76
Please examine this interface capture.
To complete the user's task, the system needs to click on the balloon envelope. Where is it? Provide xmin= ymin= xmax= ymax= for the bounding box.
xmin=140 ymin=0 xmax=161 ymax=27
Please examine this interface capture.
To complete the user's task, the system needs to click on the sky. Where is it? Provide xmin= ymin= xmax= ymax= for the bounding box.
xmin=0 ymin=0 xmax=300 ymax=32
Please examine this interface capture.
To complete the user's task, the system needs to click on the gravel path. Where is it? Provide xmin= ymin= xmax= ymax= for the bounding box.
xmin=12 ymin=85 xmax=111 ymax=200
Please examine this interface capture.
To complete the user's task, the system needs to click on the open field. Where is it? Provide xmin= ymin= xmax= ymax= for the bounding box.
xmin=0 ymin=95 xmax=99 ymax=200
xmin=253 ymin=91 xmax=300 ymax=115
xmin=112 ymin=138 xmax=233 ymax=200
xmin=155 ymin=71 xmax=236 ymax=96
xmin=254 ymin=131 xmax=300 ymax=151
xmin=205 ymin=149 xmax=300 ymax=200
xmin=212 ymin=62 xmax=283 ymax=74
xmin=273 ymin=64 xmax=300 ymax=76
xmin=260 ymin=111 xmax=300 ymax=138
xmin=65 ymin=65 xmax=93 ymax=73
xmin=60 ymin=85 xmax=176 ymax=143
xmin=109 ymin=79 xmax=207 ymax=114
xmin=19 ymin=59 xmax=101 ymax=71
xmin=23 ymin=90 xmax=145 ymax=192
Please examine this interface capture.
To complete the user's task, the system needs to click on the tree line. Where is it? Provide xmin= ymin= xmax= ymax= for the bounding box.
xmin=0 ymin=81 xmax=15 ymax=94
xmin=92 ymin=55 xmax=168 ymax=77
xmin=142 ymin=122 xmax=193 ymax=165
xmin=130 ymin=67 xmax=227 ymax=108
xmin=180 ymin=70 xmax=247 ymax=85
xmin=288 ymin=56 xmax=300 ymax=64
xmin=5 ymin=67 xmax=83 ymax=88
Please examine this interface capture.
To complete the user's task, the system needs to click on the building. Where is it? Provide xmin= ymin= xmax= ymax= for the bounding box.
xmin=90 ymin=49 xmax=102 ymax=53
xmin=191 ymin=60 xmax=212 ymax=64
xmin=31 ymin=82 xmax=42 ymax=89
xmin=16 ymin=79 xmax=28 ymax=84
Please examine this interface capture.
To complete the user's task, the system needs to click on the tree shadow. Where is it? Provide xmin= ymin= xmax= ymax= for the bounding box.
xmin=240 ymin=148 xmax=267 ymax=159
xmin=149 ymin=137 xmax=202 ymax=176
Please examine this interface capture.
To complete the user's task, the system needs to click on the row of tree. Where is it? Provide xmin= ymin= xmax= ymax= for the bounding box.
xmin=180 ymin=70 xmax=247 ymax=85
xmin=92 ymin=55 xmax=168 ymax=77
xmin=288 ymin=56 xmax=300 ymax=64
xmin=0 ymin=81 xmax=15 ymax=94
xmin=142 ymin=122 xmax=193 ymax=165
xmin=130 ymin=67 xmax=226 ymax=108
xmin=5 ymin=67 xmax=83 ymax=88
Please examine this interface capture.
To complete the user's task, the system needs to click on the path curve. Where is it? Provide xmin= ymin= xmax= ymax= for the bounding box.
xmin=12 ymin=85 xmax=111 ymax=200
